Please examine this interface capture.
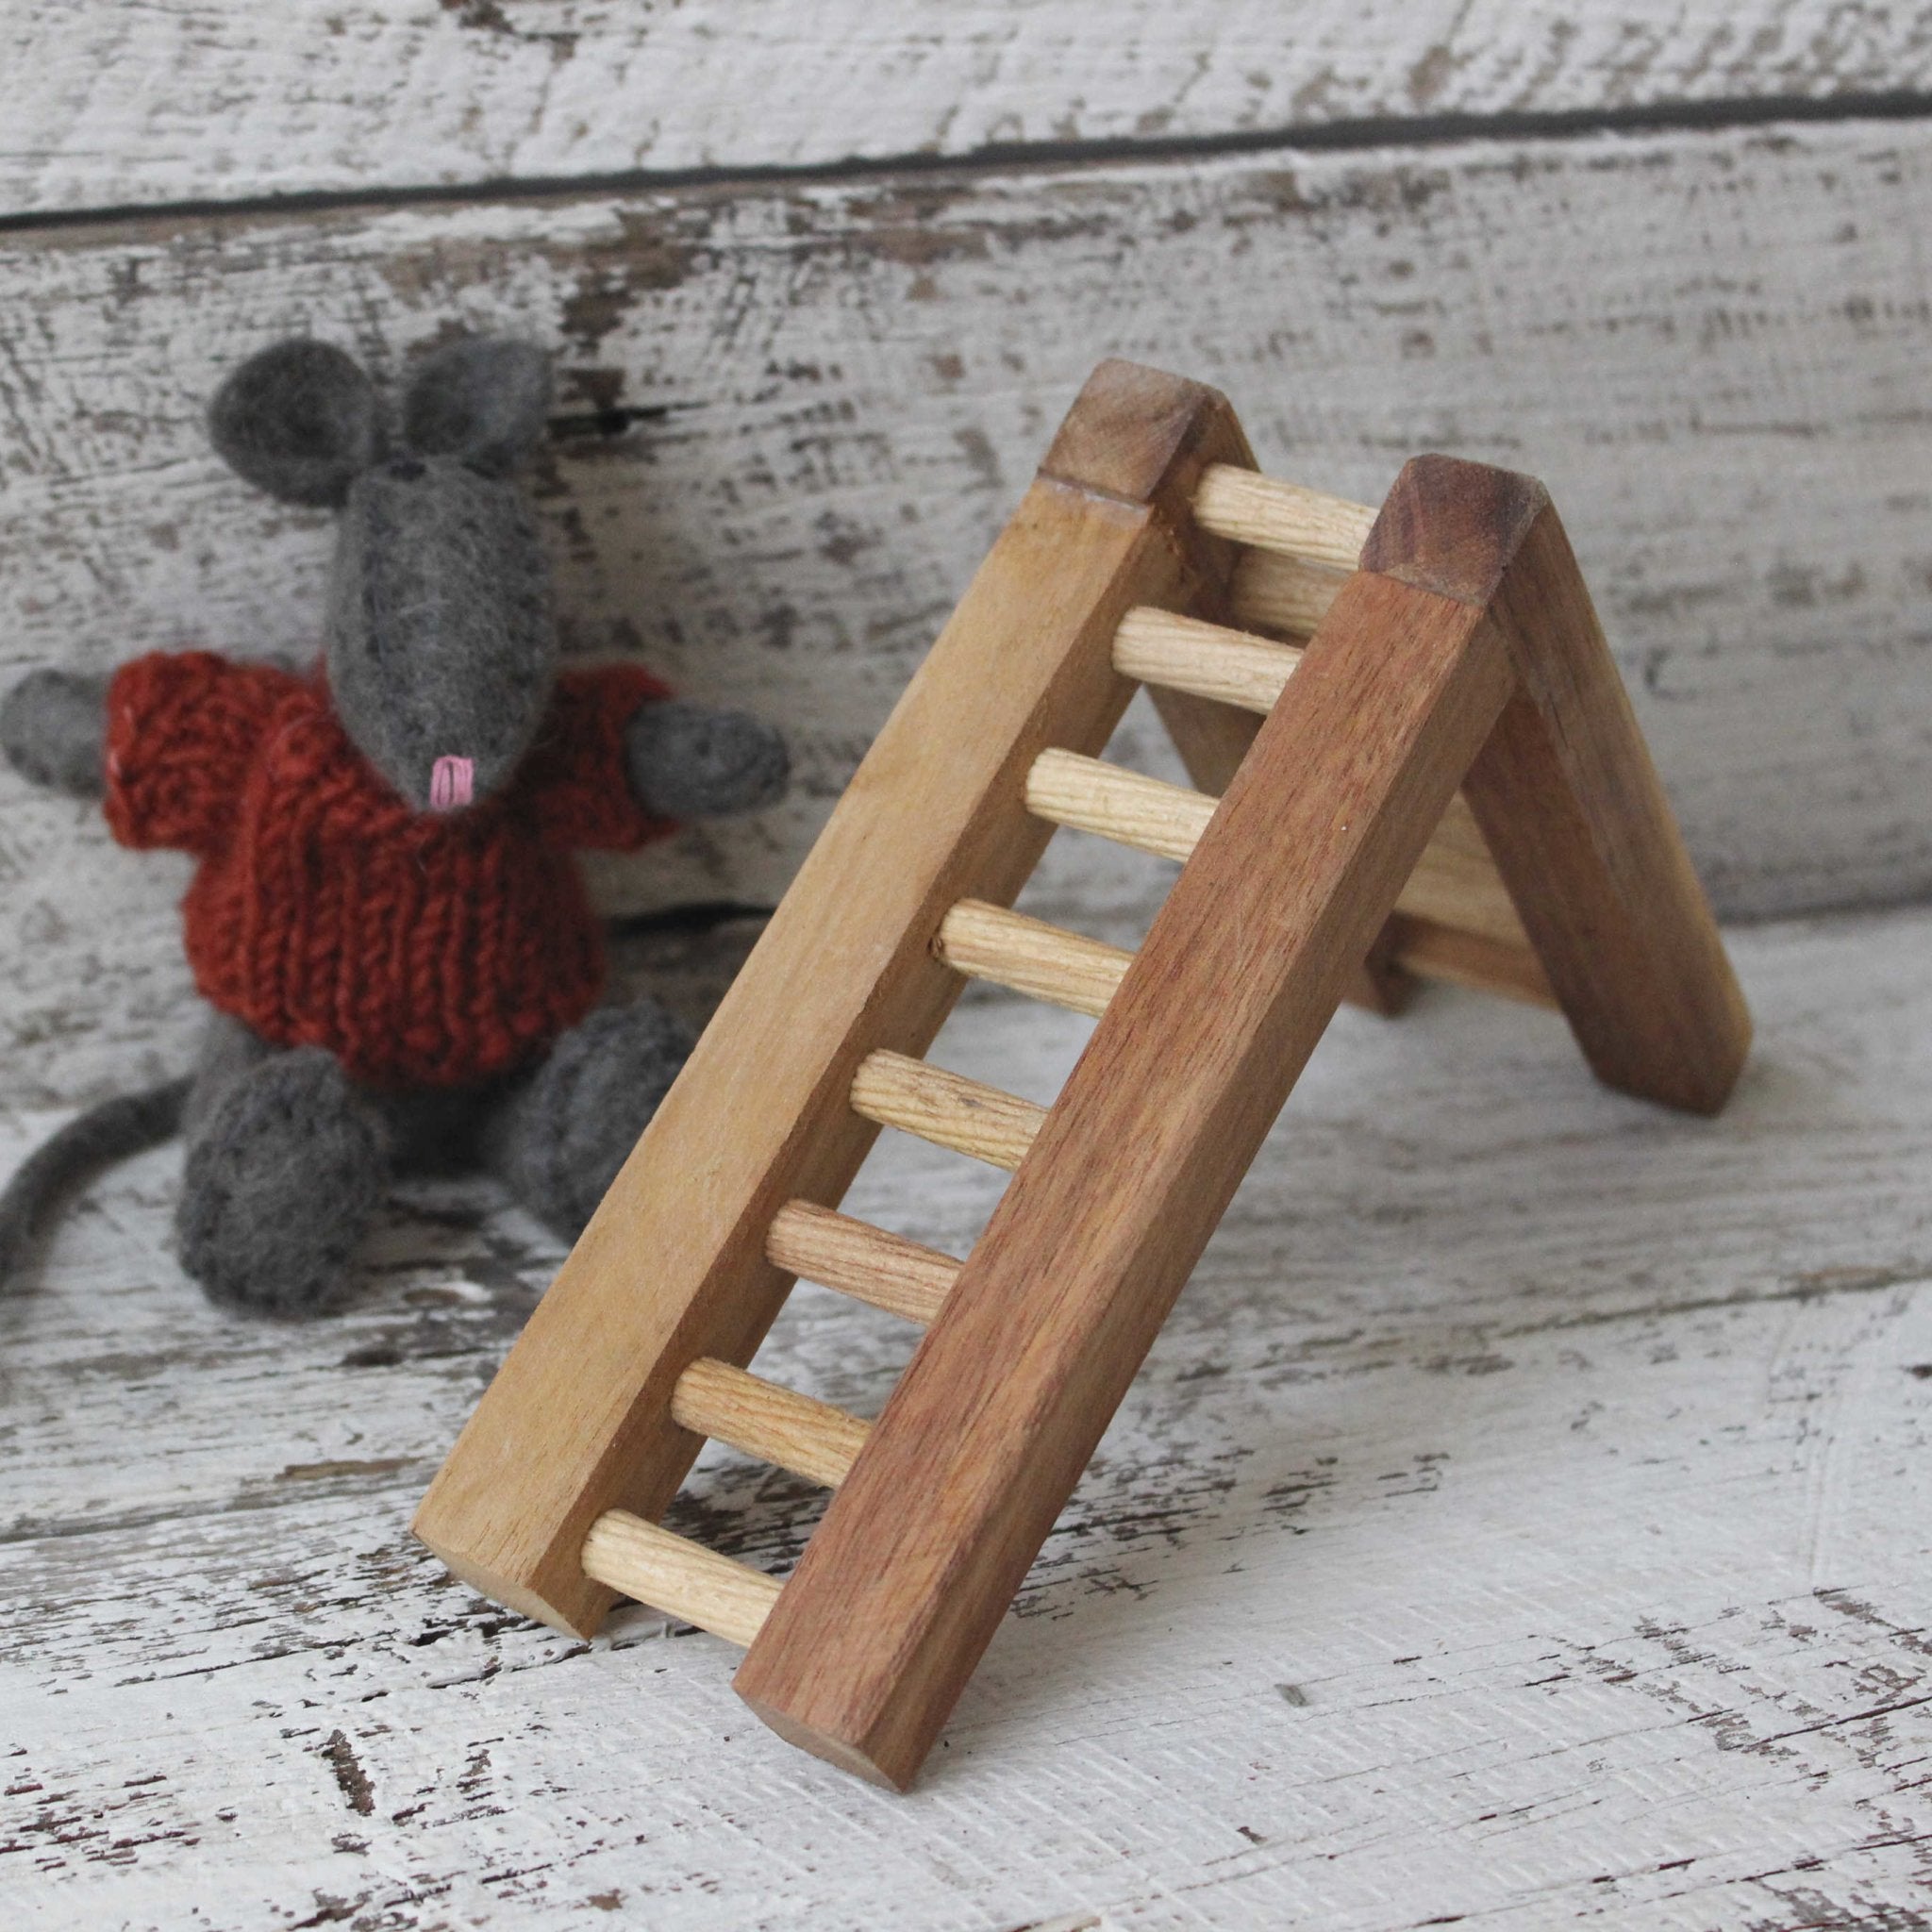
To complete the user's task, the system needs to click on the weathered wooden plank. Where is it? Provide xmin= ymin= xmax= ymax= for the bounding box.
xmin=1 ymin=906 xmax=1929 ymax=1925
xmin=1 ymin=122 xmax=1928 ymax=1108
xmin=5 ymin=2 xmax=1927 ymax=215
xmin=0 ymin=905 xmax=1924 ymax=1546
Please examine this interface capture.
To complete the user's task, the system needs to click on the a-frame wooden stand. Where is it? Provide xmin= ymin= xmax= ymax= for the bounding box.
xmin=414 ymin=361 xmax=1751 ymax=1789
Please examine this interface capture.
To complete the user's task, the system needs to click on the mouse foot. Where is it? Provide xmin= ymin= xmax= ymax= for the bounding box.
xmin=176 ymin=1047 xmax=391 ymax=1317
xmin=482 ymin=998 xmax=695 ymax=1241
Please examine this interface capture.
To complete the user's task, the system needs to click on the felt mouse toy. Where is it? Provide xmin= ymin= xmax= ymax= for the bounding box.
xmin=0 ymin=335 xmax=788 ymax=1315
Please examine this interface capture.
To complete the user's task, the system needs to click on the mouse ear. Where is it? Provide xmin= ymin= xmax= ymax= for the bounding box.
xmin=401 ymin=337 xmax=552 ymax=475
xmin=207 ymin=340 xmax=381 ymax=507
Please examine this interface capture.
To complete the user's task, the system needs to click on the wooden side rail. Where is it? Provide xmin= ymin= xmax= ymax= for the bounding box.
xmin=413 ymin=359 xmax=1258 ymax=1636
xmin=733 ymin=447 xmax=1749 ymax=1790
xmin=734 ymin=534 xmax=1526 ymax=1788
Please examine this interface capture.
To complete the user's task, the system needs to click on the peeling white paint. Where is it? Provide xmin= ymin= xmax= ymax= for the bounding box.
xmin=1 ymin=910 xmax=1929 ymax=1927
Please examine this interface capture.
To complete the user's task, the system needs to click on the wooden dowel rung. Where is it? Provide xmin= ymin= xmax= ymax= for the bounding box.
xmin=1397 ymin=793 xmax=1532 ymax=948
xmin=1227 ymin=546 xmax=1351 ymax=640
xmin=936 ymin=900 xmax=1131 ymax=1018
xmin=670 ymin=1357 xmax=871 ymax=1490
xmin=1024 ymin=748 xmax=1214 ymax=863
xmin=1389 ymin=916 xmax=1557 ymax=1009
xmin=766 ymin=1201 xmax=960 ymax=1325
xmin=1111 ymin=607 xmax=1303 ymax=715
xmin=848 ymin=1049 xmax=1044 ymax=1171
xmin=580 ymin=1509 xmax=782 ymax=1648
xmin=1028 ymin=752 xmax=1532 ymax=957
xmin=1191 ymin=463 xmax=1376 ymax=570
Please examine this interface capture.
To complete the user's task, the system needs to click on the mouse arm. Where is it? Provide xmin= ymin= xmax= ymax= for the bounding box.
xmin=623 ymin=698 xmax=789 ymax=821
xmin=0 ymin=669 xmax=108 ymax=797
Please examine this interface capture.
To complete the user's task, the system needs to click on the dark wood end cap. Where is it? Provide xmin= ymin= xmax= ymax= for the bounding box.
xmin=1363 ymin=454 xmax=1551 ymax=606
xmin=1040 ymin=358 xmax=1249 ymax=508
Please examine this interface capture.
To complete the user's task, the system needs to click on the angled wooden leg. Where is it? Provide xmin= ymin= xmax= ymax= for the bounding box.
xmin=411 ymin=362 xmax=1250 ymax=1637
xmin=733 ymin=564 xmax=1519 ymax=1790
xmin=1365 ymin=458 xmax=1751 ymax=1113
xmin=1149 ymin=686 xmax=1414 ymax=1013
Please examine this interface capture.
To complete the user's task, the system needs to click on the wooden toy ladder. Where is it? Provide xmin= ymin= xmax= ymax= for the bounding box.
xmin=415 ymin=360 xmax=1750 ymax=1790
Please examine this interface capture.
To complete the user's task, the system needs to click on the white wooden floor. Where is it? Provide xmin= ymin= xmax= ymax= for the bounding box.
xmin=3 ymin=904 xmax=1928 ymax=1929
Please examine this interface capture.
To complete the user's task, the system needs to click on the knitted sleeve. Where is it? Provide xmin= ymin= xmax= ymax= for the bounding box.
xmin=524 ymin=664 xmax=680 ymax=850
xmin=103 ymin=651 xmax=293 ymax=854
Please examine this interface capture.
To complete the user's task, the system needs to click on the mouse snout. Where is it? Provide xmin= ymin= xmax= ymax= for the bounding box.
xmin=327 ymin=455 xmax=559 ymax=814
xmin=427 ymin=756 xmax=475 ymax=812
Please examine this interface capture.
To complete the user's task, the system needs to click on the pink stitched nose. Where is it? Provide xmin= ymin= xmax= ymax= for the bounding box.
xmin=429 ymin=756 xmax=475 ymax=811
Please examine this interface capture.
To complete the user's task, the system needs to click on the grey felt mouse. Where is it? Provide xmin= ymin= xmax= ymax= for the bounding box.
xmin=0 ymin=335 xmax=788 ymax=1316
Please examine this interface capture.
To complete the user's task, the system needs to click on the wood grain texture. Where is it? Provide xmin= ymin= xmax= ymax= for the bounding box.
xmin=1028 ymin=745 xmax=1536 ymax=963
xmin=7 ymin=2 xmax=1926 ymax=213
xmin=848 ymin=1049 xmax=1045 ymax=1173
xmin=1025 ymin=748 xmax=1217 ymax=863
xmin=412 ymin=365 xmax=1240 ymax=1635
xmin=1112 ymin=605 xmax=1535 ymax=957
xmin=580 ymin=1509 xmax=781 ymax=1649
xmin=1192 ymin=462 xmax=1377 ymax=568
xmin=1231 ymin=546 xmax=1356 ymax=637
xmin=1385 ymin=910 xmax=1557 ymax=1007
xmin=936 ymin=899 xmax=1133 ymax=1019
xmin=1112 ymin=604 xmax=1303 ymax=714
xmin=1369 ymin=457 xmax=1752 ymax=1112
xmin=1 ymin=904 xmax=1928 ymax=1925
xmin=669 ymin=1357 xmax=871 ymax=1491
xmin=3 ymin=117 xmax=1926 ymax=1115
xmin=735 ymin=568 xmax=1518 ymax=1786
xmin=765 ymin=1201 xmax=960 ymax=1325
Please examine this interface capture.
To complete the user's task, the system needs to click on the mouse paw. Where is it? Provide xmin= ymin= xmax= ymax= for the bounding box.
xmin=484 ymin=999 xmax=694 ymax=1239
xmin=625 ymin=699 xmax=790 ymax=819
xmin=1 ymin=669 xmax=108 ymax=797
xmin=176 ymin=1048 xmax=391 ymax=1317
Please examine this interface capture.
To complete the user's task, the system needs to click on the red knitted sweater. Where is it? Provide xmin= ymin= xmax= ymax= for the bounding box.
xmin=104 ymin=652 xmax=676 ymax=1087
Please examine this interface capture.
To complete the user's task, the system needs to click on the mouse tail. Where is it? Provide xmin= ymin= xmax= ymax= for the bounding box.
xmin=0 ymin=1077 xmax=192 ymax=1288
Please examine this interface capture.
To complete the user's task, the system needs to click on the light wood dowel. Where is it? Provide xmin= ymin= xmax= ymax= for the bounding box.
xmin=1399 ymin=792 xmax=1533 ymax=948
xmin=1192 ymin=462 xmax=1376 ymax=570
xmin=670 ymin=1357 xmax=872 ymax=1490
xmin=848 ymin=1049 xmax=1044 ymax=1171
xmin=939 ymin=883 xmax=1544 ymax=1023
xmin=580 ymin=1509 xmax=782 ymax=1649
xmin=1228 ymin=547 xmax=1350 ymax=639
xmin=1112 ymin=607 xmax=1302 ymax=713
xmin=1028 ymin=749 xmax=1532 ymax=952
xmin=936 ymin=900 xmax=1132 ymax=1018
xmin=766 ymin=1201 xmax=959 ymax=1325
xmin=1388 ymin=916 xmax=1558 ymax=1008
xmin=1024 ymin=748 xmax=1214 ymax=863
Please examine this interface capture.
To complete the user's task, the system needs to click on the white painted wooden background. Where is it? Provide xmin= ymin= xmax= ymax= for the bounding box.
xmin=1 ymin=7 xmax=1928 ymax=1928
